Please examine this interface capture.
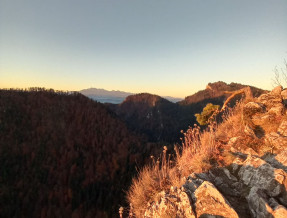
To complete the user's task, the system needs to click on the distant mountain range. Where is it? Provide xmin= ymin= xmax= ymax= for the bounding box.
xmin=80 ymin=88 xmax=183 ymax=104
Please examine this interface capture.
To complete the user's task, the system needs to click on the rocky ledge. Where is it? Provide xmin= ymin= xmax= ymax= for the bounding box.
xmin=144 ymin=86 xmax=287 ymax=218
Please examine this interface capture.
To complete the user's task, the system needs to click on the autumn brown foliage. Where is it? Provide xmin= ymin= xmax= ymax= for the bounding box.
xmin=109 ymin=93 xmax=186 ymax=143
xmin=0 ymin=88 xmax=144 ymax=217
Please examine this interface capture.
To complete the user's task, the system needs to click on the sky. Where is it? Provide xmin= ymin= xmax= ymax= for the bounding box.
xmin=0 ymin=0 xmax=287 ymax=98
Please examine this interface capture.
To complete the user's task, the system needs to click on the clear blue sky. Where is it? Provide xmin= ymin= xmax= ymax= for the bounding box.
xmin=1 ymin=0 xmax=286 ymax=97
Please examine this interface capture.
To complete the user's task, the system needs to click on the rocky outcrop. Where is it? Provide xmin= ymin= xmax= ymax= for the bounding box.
xmin=144 ymin=188 xmax=195 ymax=218
xmin=281 ymin=89 xmax=287 ymax=106
xmin=143 ymin=86 xmax=287 ymax=218
xmin=180 ymin=81 xmax=266 ymax=105
xmin=239 ymin=156 xmax=287 ymax=202
xmin=242 ymin=86 xmax=287 ymax=141
xmin=257 ymin=86 xmax=283 ymax=112
xmin=194 ymin=181 xmax=239 ymax=218
xmin=144 ymin=150 xmax=287 ymax=217
xmin=247 ymin=187 xmax=287 ymax=218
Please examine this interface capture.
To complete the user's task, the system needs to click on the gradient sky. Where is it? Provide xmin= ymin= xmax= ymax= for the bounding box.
xmin=1 ymin=0 xmax=287 ymax=97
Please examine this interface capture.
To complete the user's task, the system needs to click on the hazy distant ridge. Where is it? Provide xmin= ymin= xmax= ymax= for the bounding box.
xmin=80 ymin=88 xmax=133 ymax=97
xmin=80 ymin=88 xmax=183 ymax=103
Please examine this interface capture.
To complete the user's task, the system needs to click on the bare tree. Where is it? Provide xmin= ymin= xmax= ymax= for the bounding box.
xmin=272 ymin=60 xmax=287 ymax=87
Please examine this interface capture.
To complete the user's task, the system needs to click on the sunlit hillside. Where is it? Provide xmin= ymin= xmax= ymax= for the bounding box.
xmin=127 ymin=85 xmax=287 ymax=217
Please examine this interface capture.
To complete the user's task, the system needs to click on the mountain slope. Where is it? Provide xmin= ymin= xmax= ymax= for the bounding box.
xmin=109 ymin=82 xmax=267 ymax=144
xmin=109 ymin=93 xmax=183 ymax=143
xmin=128 ymin=86 xmax=287 ymax=217
xmin=0 ymin=88 xmax=144 ymax=217
xmin=180 ymin=81 xmax=266 ymax=105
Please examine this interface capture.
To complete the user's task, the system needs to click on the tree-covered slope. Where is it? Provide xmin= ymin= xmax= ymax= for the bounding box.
xmin=0 ymin=88 xmax=143 ymax=217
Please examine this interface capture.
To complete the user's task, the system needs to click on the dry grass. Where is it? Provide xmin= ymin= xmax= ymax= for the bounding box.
xmin=127 ymin=166 xmax=158 ymax=217
xmin=127 ymin=103 xmax=244 ymax=217
xmin=170 ymin=107 xmax=242 ymax=187
xmin=216 ymin=101 xmax=245 ymax=141
xmin=127 ymin=97 xmax=287 ymax=217
xmin=176 ymin=123 xmax=219 ymax=177
xmin=127 ymin=147 xmax=176 ymax=217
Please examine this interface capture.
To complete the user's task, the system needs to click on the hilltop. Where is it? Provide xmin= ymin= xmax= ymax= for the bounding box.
xmin=180 ymin=81 xmax=266 ymax=105
xmin=109 ymin=93 xmax=182 ymax=143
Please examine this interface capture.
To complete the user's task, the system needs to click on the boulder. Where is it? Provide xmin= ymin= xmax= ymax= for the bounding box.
xmin=278 ymin=121 xmax=287 ymax=136
xmin=263 ymin=149 xmax=287 ymax=173
xmin=208 ymin=168 xmax=240 ymax=197
xmin=243 ymin=102 xmax=265 ymax=114
xmin=184 ymin=173 xmax=205 ymax=193
xmin=265 ymin=132 xmax=287 ymax=150
xmin=243 ymin=102 xmax=265 ymax=120
xmin=275 ymin=150 xmax=287 ymax=169
xmin=229 ymin=137 xmax=258 ymax=155
xmin=194 ymin=181 xmax=239 ymax=218
xmin=271 ymin=86 xmax=283 ymax=95
xmin=231 ymin=157 xmax=245 ymax=173
xmin=247 ymin=187 xmax=287 ymax=218
xmin=252 ymin=113 xmax=272 ymax=126
xmin=268 ymin=104 xmax=284 ymax=116
xmin=244 ymin=125 xmax=257 ymax=138
xmin=257 ymin=91 xmax=282 ymax=110
xmin=281 ymin=89 xmax=287 ymax=105
xmin=144 ymin=189 xmax=195 ymax=218
xmin=238 ymin=155 xmax=287 ymax=204
xmin=273 ymin=205 xmax=287 ymax=218
xmin=247 ymin=187 xmax=273 ymax=218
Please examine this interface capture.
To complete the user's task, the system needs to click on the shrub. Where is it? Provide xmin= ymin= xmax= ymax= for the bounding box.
xmin=195 ymin=103 xmax=220 ymax=125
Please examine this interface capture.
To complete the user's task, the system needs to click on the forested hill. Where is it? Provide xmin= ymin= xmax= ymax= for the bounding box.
xmin=0 ymin=88 xmax=144 ymax=217
xmin=108 ymin=93 xmax=183 ymax=143
xmin=108 ymin=82 xmax=267 ymax=144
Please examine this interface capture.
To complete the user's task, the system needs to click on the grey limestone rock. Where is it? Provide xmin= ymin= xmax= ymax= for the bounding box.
xmin=194 ymin=181 xmax=239 ymax=218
